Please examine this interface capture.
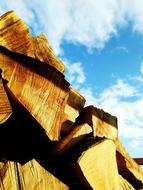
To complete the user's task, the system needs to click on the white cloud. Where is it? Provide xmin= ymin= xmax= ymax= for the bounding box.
xmin=78 ymin=76 xmax=143 ymax=155
xmin=99 ymin=79 xmax=138 ymax=102
xmin=110 ymin=46 xmax=129 ymax=54
xmin=63 ymin=59 xmax=86 ymax=89
xmin=125 ymin=0 xmax=143 ymax=33
xmin=1 ymin=0 xmax=143 ymax=54
xmin=79 ymin=87 xmax=98 ymax=106
xmin=1 ymin=0 xmax=143 ymax=156
xmin=96 ymin=79 xmax=143 ymax=138
xmin=130 ymin=139 xmax=143 ymax=149
xmin=0 ymin=0 xmax=72 ymax=55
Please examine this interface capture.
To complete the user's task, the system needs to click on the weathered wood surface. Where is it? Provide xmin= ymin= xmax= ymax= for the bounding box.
xmin=70 ymin=139 xmax=121 ymax=190
xmin=54 ymin=123 xmax=92 ymax=154
xmin=119 ymin=175 xmax=135 ymax=190
xmin=134 ymin=158 xmax=143 ymax=165
xmin=74 ymin=106 xmax=118 ymax=140
xmin=0 ymin=10 xmax=143 ymax=190
xmin=0 ymin=160 xmax=68 ymax=190
xmin=0 ymin=11 xmax=65 ymax=73
xmin=115 ymin=139 xmax=143 ymax=189
xmin=0 ymin=10 xmax=71 ymax=140
xmin=0 ymin=93 xmax=70 ymax=190
xmin=62 ymin=87 xmax=85 ymax=134
xmin=54 ymin=105 xmax=118 ymax=154
xmin=0 ymin=51 xmax=69 ymax=140
xmin=0 ymin=71 xmax=12 ymax=124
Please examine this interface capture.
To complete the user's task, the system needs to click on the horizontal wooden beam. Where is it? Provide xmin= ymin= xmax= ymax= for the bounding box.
xmin=133 ymin=158 xmax=143 ymax=165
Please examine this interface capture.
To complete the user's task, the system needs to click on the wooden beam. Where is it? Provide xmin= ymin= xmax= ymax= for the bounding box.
xmin=70 ymin=139 xmax=121 ymax=190
xmin=115 ymin=139 xmax=143 ymax=189
xmin=61 ymin=87 xmax=85 ymax=135
xmin=0 ymin=11 xmax=65 ymax=73
xmin=133 ymin=158 xmax=143 ymax=165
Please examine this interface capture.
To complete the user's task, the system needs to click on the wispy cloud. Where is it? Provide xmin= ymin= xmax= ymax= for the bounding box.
xmin=110 ymin=46 xmax=129 ymax=54
xmin=99 ymin=79 xmax=139 ymax=101
xmin=1 ymin=0 xmax=143 ymax=156
xmin=79 ymin=87 xmax=98 ymax=106
xmin=63 ymin=59 xmax=86 ymax=89
xmin=1 ymin=0 xmax=143 ymax=55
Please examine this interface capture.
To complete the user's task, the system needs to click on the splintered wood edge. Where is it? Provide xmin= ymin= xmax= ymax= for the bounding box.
xmin=0 ymin=11 xmax=65 ymax=73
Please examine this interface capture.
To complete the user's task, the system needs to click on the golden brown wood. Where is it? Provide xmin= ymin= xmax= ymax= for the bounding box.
xmin=53 ymin=123 xmax=92 ymax=154
xmin=62 ymin=87 xmax=86 ymax=133
xmin=0 ymin=162 xmax=18 ymax=190
xmin=119 ymin=175 xmax=135 ymax=190
xmin=1 ymin=10 xmax=143 ymax=190
xmin=0 ymin=70 xmax=12 ymax=124
xmin=115 ymin=139 xmax=143 ymax=189
xmin=72 ymin=106 xmax=118 ymax=140
xmin=0 ymin=160 xmax=68 ymax=190
xmin=71 ymin=139 xmax=121 ymax=190
xmin=0 ymin=11 xmax=65 ymax=73
xmin=0 ymin=51 xmax=70 ymax=140
xmin=133 ymin=158 xmax=143 ymax=165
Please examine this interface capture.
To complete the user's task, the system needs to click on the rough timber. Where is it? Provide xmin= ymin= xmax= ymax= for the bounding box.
xmin=0 ymin=11 xmax=143 ymax=190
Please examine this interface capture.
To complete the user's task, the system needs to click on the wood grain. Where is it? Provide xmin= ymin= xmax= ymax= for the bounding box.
xmin=0 ymin=10 xmax=143 ymax=190
xmin=0 ymin=51 xmax=70 ymax=140
xmin=62 ymin=87 xmax=86 ymax=133
xmin=0 ymin=72 xmax=12 ymax=124
xmin=116 ymin=139 xmax=143 ymax=189
xmin=0 ymin=160 xmax=68 ymax=190
xmin=119 ymin=175 xmax=135 ymax=190
xmin=0 ymin=11 xmax=65 ymax=73
xmin=72 ymin=139 xmax=121 ymax=190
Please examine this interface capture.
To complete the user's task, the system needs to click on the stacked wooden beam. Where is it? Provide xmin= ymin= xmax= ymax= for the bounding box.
xmin=0 ymin=11 xmax=143 ymax=190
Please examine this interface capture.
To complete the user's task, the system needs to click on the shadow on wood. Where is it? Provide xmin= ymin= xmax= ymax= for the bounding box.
xmin=0 ymin=84 xmax=93 ymax=190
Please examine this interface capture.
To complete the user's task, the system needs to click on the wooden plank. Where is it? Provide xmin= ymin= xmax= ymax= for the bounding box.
xmin=62 ymin=87 xmax=86 ymax=134
xmin=69 ymin=139 xmax=121 ymax=190
xmin=92 ymin=106 xmax=118 ymax=139
xmin=73 ymin=106 xmax=118 ymax=140
xmin=0 ymin=98 xmax=87 ymax=190
xmin=0 ymin=162 xmax=19 ymax=190
xmin=1 ymin=10 xmax=143 ymax=190
xmin=133 ymin=158 xmax=143 ymax=165
xmin=119 ymin=175 xmax=135 ymax=190
xmin=115 ymin=139 xmax=143 ymax=189
xmin=0 ymin=11 xmax=65 ymax=73
xmin=0 ymin=160 xmax=68 ymax=190
xmin=0 ymin=52 xmax=69 ymax=140
xmin=53 ymin=105 xmax=118 ymax=154
xmin=53 ymin=123 xmax=92 ymax=154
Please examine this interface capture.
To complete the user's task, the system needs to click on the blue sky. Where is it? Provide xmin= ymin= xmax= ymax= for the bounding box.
xmin=0 ymin=0 xmax=143 ymax=157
